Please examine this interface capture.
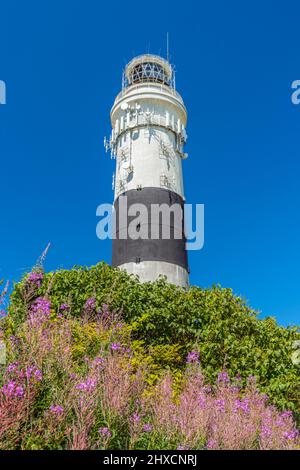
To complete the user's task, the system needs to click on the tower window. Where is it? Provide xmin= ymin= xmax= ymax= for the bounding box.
xmin=129 ymin=62 xmax=170 ymax=86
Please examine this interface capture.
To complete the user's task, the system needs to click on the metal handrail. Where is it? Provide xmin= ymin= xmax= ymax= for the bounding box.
xmin=114 ymin=82 xmax=183 ymax=105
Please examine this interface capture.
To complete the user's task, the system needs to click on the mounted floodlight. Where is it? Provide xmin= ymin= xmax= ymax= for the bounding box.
xmin=121 ymin=102 xmax=129 ymax=111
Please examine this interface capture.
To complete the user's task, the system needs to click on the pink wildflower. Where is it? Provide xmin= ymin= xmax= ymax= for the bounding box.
xmin=142 ymin=423 xmax=152 ymax=432
xmin=50 ymin=405 xmax=64 ymax=415
xmin=27 ymin=271 xmax=44 ymax=288
xmin=99 ymin=427 xmax=112 ymax=438
xmin=186 ymin=351 xmax=200 ymax=364
xmin=217 ymin=371 xmax=230 ymax=384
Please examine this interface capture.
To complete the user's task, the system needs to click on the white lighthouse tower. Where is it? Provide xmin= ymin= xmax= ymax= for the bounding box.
xmin=106 ymin=54 xmax=189 ymax=287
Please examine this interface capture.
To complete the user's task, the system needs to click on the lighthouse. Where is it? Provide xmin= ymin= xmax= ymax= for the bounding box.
xmin=106 ymin=54 xmax=189 ymax=287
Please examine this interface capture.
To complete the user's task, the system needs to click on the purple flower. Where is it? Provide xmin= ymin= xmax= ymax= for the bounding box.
xmin=50 ymin=405 xmax=64 ymax=415
xmin=131 ymin=412 xmax=140 ymax=424
xmin=75 ymin=378 xmax=97 ymax=392
xmin=260 ymin=425 xmax=272 ymax=438
xmin=14 ymin=385 xmax=24 ymax=397
xmin=2 ymin=381 xmax=16 ymax=397
xmin=234 ymin=398 xmax=250 ymax=414
xmin=25 ymin=366 xmax=34 ymax=379
xmin=0 ymin=309 xmax=7 ymax=319
xmin=217 ymin=371 xmax=230 ymax=384
xmin=84 ymin=297 xmax=96 ymax=310
xmin=284 ymin=430 xmax=298 ymax=440
xmin=186 ymin=351 xmax=200 ymax=364
xmin=261 ymin=393 xmax=269 ymax=403
xmin=93 ymin=357 xmax=105 ymax=367
xmin=22 ymin=366 xmax=42 ymax=383
xmin=27 ymin=271 xmax=44 ymax=288
xmin=111 ymin=342 xmax=121 ymax=351
xmin=99 ymin=427 xmax=112 ymax=438
xmin=206 ymin=439 xmax=217 ymax=449
xmin=215 ymin=399 xmax=225 ymax=412
xmin=198 ymin=395 xmax=206 ymax=409
xmin=100 ymin=304 xmax=110 ymax=315
xmin=1 ymin=381 xmax=24 ymax=398
xmin=34 ymin=369 xmax=42 ymax=382
xmin=275 ymin=418 xmax=285 ymax=427
xmin=7 ymin=362 xmax=18 ymax=374
xmin=76 ymin=383 xmax=86 ymax=391
xmin=247 ymin=375 xmax=256 ymax=385
xmin=59 ymin=303 xmax=70 ymax=311
xmin=29 ymin=297 xmax=51 ymax=326
xmin=142 ymin=423 xmax=152 ymax=432
xmin=9 ymin=335 xmax=20 ymax=346
xmin=69 ymin=372 xmax=78 ymax=380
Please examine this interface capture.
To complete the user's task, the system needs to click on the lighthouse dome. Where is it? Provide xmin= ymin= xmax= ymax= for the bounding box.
xmin=125 ymin=54 xmax=173 ymax=87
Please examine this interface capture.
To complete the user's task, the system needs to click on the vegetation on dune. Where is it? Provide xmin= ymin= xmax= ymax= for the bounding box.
xmin=8 ymin=262 xmax=300 ymax=412
xmin=0 ymin=262 xmax=299 ymax=449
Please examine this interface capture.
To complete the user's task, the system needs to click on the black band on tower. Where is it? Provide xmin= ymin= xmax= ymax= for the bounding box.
xmin=112 ymin=187 xmax=188 ymax=270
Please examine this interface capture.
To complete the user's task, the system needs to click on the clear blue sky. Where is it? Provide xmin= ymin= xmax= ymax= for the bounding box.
xmin=0 ymin=1 xmax=299 ymax=326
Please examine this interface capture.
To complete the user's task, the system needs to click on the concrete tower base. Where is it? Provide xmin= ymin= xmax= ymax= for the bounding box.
xmin=118 ymin=261 xmax=189 ymax=288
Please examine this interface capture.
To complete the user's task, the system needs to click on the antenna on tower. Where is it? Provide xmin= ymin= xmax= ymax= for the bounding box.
xmin=166 ymin=32 xmax=170 ymax=63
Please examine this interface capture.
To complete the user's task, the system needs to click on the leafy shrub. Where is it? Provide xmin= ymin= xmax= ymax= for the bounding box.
xmin=7 ymin=263 xmax=299 ymax=413
xmin=0 ymin=288 xmax=299 ymax=450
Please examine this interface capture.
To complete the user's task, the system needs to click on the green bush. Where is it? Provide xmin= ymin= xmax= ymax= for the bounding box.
xmin=8 ymin=262 xmax=300 ymax=412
